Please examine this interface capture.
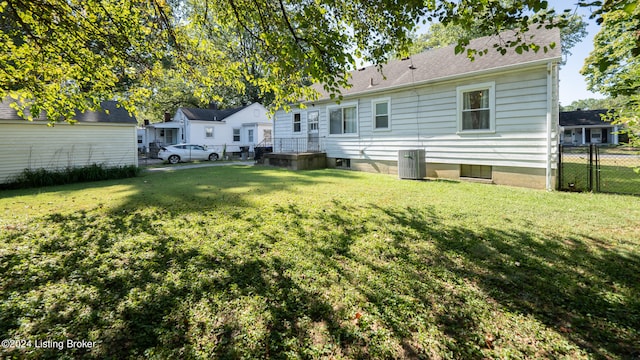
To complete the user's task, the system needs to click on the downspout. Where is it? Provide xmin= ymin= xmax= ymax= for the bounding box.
xmin=545 ymin=61 xmax=554 ymax=191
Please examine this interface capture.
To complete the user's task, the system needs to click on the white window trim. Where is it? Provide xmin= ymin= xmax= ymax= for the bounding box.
xmin=233 ymin=128 xmax=241 ymax=142
xmin=372 ymin=97 xmax=391 ymax=132
xmin=327 ymin=102 xmax=359 ymax=137
xmin=205 ymin=127 xmax=214 ymax=138
xmin=307 ymin=110 xmax=319 ymax=133
xmin=456 ymin=82 xmax=496 ymax=134
xmin=293 ymin=112 xmax=302 ymax=133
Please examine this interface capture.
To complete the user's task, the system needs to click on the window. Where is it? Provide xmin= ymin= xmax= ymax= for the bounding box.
xmin=264 ymin=129 xmax=272 ymax=141
xmin=233 ymin=128 xmax=240 ymax=142
xmin=336 ymin=158 xmax=351 ymax=168
xmin=460 ymin=164 xmax=492 ymax=180
xmin=329 ymin=104 xmax=357 ymax=135
xmin=457 ymin=82 xmax=495 ymax=133
xmin=372 ymin=99 xmax=390 ymax=130
xmin=205 ymin=127 xmax=214 ymax=138
xmin=308 ymin=111 xmax=319 ymax=132
xmin=248 ymin=129 xmax=254 ymax=143
xmin=293 ymin=113 xmax=301 ymax=133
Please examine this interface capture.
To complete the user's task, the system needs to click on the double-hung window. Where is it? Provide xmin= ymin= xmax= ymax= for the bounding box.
xmin=457 ymin=82 xmax=495 ymax=133
xmin=233 ymin=128 xmax=240 ymax=142
xmin=205 ymin=127 xmax=214 ymax=138
xmin=329 ymin=104 xmax=358 ymax=135
xmin=293 ymin=113 xmax=301 ymax=133
xmin=372 ymin=98 xmax=390 ymax=130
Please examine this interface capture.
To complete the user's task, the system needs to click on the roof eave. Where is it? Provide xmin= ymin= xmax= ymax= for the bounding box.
xmin=306 ymin=56 xmax=561 ymax=104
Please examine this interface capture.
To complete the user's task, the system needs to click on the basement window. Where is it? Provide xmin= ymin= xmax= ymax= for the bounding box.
xmin=460 ymin=164 xmax=492 ymax=180
xmin=336 ymin=158 xmax=351 ymax=168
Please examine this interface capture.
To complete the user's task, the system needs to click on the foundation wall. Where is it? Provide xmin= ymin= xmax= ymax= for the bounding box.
xmin=327 ymin=157 xmax=553 ymax=190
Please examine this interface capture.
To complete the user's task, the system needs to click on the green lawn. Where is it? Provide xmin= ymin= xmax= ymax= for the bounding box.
xmin=1 ymin=166 xmax=639 ymax=359
xmin=560 ymin=154 xmax=640 ymax=195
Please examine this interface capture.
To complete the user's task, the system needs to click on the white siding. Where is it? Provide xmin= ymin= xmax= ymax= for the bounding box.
xmin=184 ymin=103 xmax=272 ymax=153
xmin=0 ymin=121 xmax=137 ymax=184
xmin=276 ymin=65 xmax=554 ymax=169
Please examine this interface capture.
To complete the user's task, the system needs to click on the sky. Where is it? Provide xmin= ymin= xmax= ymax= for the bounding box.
xmin=547 ymin=0 xmax=604 ymax=106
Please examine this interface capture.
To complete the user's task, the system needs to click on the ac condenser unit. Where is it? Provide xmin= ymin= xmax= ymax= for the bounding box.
xmin=398 ymin=149 xmax=426 ymax=180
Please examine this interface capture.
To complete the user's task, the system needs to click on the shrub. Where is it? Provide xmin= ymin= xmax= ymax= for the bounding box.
xmin=1 ymin=164 xmax=140 ymax=189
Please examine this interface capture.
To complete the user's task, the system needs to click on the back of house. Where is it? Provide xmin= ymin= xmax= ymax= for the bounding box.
xmin=273 ymin=27 xmax=562 ymax=190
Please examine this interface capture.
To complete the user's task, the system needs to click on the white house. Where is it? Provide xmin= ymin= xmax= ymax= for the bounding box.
xmin=273 ymin=27 xmax=561 ymax=190
xmin=146 ymin=102 xmax=272 ymax=157
xmin=559 ymin=109 xmax=620 ymax=146
xmin=0 ymin=100 xmax=138 ymax=184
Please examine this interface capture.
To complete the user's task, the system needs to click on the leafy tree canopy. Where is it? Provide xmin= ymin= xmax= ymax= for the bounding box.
xmin=581 ymin=0 xmax=640 ymax=148
xmin=0 ymin=0 xmax=632 ymax=123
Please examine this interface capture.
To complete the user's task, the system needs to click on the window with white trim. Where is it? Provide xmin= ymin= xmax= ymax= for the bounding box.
xmin=372 ymin=98 xmax=390 ymax=130
xmin=205 ymin=127 xmax=214 ymax=138
xmin=457 ymin=82 xmax=495 ymax=133
xmin=233 ymin=128 xmax=240 ymax=142
xmin=293 ymin=113 xmax=301 ymax=133
xmin=248 ymin=129 xmax=254 ymax=143
xmin=329 ymin=104 xmax=357 ymax=135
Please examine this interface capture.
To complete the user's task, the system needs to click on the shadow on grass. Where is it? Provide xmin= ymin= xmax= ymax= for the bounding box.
xmin=1 ymin=168 xmax=638 ymax=358
xmin=371 ymin=205 xmax=640 ymax=358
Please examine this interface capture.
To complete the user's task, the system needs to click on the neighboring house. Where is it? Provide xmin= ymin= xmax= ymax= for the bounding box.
xmin=146 ymin=102 xmax=272 ymax=157
xmin=273 ymin=27 xmax=561 ymax=190
xmin=0 ymin=100 xmax=138 ymax=184
xmin=137 ymin=127 xmax=147 ymax=153
xmin=559 ymin=109 xmax=620 ymax=146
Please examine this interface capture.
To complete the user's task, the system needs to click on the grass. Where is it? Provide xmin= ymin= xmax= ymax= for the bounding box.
xmin=560 ymin=154 xmax=640 ymax=195
xmin=1 ymin=166 xmax=639 ymax=359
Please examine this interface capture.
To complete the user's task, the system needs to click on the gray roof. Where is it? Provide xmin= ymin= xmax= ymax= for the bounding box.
xmin=560 ymin=110 xmax=613 ymax=127
xmin=312 ymin=27 xmax=561 ymax=99
xmin=180 ymin=105 xmax=249 ymax=121
xmin=0 ymin=99 xmax=137 ymax=124
xmin=73 ymin=100 xmax=137 ymax=124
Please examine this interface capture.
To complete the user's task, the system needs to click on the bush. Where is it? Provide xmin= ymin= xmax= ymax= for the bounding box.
xmin=1 ymin=164 xmax=140 ymax=189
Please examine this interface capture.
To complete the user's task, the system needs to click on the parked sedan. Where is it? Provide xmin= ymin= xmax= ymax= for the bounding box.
xmin=158 ymin=144 xmax=219 ymax=164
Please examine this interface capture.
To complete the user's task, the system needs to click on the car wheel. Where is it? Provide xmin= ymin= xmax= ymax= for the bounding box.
xmin=208 ymin=153 xmax=219 ymax=161
xmin=168 ymin=155 xmax=180 ymax=164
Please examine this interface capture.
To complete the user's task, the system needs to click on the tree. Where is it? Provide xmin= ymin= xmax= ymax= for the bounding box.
xmin=0 ymin=0 xmax=619 ymax=124
xmin=560 ymin=97 xmax=628 ymax=112
xmin=581 ymin=1 xmax=640 ymax=149
xmin=408 ymin=13 xmax=587 ymax=66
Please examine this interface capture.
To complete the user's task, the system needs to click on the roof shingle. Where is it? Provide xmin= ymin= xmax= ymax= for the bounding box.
xmin=312 ymin=27 xmax=561 ymax=99
xmin=0 ymin=99 xmax=137 ymax=124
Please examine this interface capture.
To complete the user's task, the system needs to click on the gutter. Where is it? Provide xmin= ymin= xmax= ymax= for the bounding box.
xmin=545 ymin=61 xmax=554 ymax=191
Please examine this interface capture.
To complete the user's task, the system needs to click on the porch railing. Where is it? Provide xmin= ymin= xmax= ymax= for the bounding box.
xmin=256 ymin=137 xmax=325 ymax=154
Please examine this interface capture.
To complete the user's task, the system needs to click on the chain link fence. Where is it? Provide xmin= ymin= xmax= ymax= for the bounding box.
xmin=558 ymin=144 xmax=640 ymax=195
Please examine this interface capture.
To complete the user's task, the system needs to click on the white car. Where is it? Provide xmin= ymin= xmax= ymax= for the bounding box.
xmin=158 ymin=144 xmax=219 ymax=164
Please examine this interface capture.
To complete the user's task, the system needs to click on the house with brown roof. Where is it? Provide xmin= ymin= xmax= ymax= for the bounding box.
xmin=145 ymin=102 xmax=272 ymax=158
xmin=272 ymin=27 xmax=561 ymax=190
xmin=0 ymin=100 xmax=138 ymax=184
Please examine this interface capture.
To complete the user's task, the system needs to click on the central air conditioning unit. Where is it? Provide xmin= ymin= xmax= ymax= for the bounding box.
xmin=398 ymin=149 xmax=426 ymax=180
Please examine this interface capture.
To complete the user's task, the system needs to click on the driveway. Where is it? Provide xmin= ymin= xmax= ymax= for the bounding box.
xmin=141 ymin=159 xmax=255 ymax=172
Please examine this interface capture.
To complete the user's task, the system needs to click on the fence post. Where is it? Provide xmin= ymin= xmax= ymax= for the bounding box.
xmin=558 ymin=144 xmax=563 ymax=190
xmin=595 ymin=145 xmax=601 ymax=193
xmin=588 ymin=144 xmax=594 ymax=192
